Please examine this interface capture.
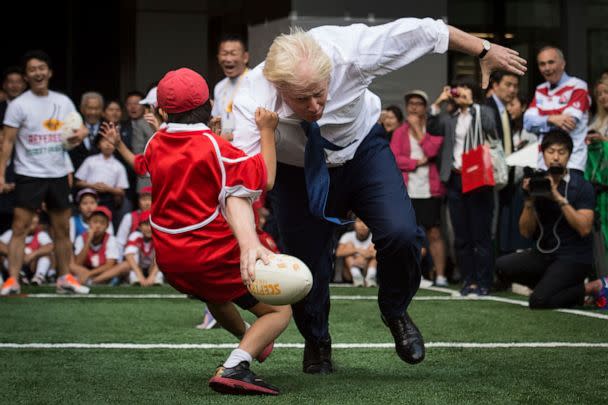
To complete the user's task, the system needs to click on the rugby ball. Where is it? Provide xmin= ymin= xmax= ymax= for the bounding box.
xmin=60 ymin=111 xmax=83 ymax=150
xmin=248 ymin=254 xmax=313 ymax=305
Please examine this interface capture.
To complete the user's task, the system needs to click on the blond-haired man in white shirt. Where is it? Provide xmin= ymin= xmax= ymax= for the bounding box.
xmin=232 ymin=18 xmax=526 ymax=374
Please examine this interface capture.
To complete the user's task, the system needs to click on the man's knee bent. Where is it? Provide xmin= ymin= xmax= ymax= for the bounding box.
xmin=377 ymin=222 xmax=420 ymax=256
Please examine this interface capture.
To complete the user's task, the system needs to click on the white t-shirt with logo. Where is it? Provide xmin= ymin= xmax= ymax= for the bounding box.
xmin=3 ymin=90 xmax=77 ymax=178
xmin=212 ymin=72 xmax=248 ymax=136
xmin=338 ymin=231 xmax=373 ymax=250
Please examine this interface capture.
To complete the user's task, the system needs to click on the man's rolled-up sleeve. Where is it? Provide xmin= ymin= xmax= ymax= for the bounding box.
xmin=312 ymin=18 xmax=449 ymax=83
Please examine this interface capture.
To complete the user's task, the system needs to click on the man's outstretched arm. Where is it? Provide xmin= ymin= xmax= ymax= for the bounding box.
xmin=447 ymin=26 xmax=527 ymax=88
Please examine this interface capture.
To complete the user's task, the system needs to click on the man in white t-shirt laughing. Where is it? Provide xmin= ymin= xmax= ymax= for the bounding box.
xmin=211 ymin=34 xmax=249 ymax=141
xmin=0 ymin=50 xmax=90 ymax=295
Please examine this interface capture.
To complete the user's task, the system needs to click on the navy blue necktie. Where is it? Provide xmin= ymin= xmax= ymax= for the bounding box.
xmin=301 ymin=121 xmax=352 ymax=225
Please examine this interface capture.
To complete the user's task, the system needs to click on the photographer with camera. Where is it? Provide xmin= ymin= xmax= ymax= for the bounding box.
xmin=496 ymin=130 xmax=607 ymax=309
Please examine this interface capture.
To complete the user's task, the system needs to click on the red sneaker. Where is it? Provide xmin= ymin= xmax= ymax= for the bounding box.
xmin=209 ymin=361 xmax=279 ymax=395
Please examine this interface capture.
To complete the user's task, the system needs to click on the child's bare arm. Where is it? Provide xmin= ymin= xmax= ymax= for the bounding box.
xmin=144 ymin=262 xmax=160 ymax=286
xmin=30 ymin=243 xmax=54 ymax=260
xmin=74 ymin=233 xmax=93 ymax=266
xmin=225 ymin=196 xmax=271 ymax=286
xmin=126 ymin=253 xmax=145 ymax=283
xmin=100 ymin=122 xmax=136 ymax=168
xmin=335 ymin=242 xmax=358 ymax=258
xmin=255 ymin=108 xmax=278 ymax=190
xmin=88 ymin=259 xmax=117 ymax=278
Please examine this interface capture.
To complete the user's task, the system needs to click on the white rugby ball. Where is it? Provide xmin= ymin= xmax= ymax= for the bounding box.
xmin=248 ymin=254 xmax=313 ymax=305
xmin=60 ymin=111 xmax=83 ymax=150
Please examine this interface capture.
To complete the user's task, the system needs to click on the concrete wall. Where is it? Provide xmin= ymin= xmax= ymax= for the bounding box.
xmin=134 ymin=0 xmax=209 ymax=92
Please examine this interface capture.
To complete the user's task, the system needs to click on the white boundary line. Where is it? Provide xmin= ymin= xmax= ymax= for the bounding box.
xmin=0 ymin=342 xmax=606 ymax=350
xmin=10 ymin=293 xmax=608 ymax=321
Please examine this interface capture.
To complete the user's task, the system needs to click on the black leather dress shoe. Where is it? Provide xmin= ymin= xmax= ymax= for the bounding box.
xmin=382 ymin=312 xmax=425 ymax=364
xmin=303 ymin=338 xmax=333 ymax=374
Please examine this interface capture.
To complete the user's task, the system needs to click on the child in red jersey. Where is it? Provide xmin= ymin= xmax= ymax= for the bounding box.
xmin=0 ymin=213 xmax=53 ymax=286
xmin=92 ymin=210 xmax=162 ymax=286
xmin=100 ymin=68 xmax=290 ymax=396
xmin=116 ymin=186 xmax=152 ymax=254
xmin=69 ymin=206 xmax=119 ymax=288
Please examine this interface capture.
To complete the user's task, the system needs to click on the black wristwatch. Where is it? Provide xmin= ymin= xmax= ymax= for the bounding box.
xmin=478 ymin=40 xmax=491 ymax=59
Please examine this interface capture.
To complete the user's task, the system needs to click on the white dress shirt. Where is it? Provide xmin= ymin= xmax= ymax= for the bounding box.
xmin=453 ymin=109 xmax=472 ymax=170
xmin=232 ymin=18 xmax=449 ymax=167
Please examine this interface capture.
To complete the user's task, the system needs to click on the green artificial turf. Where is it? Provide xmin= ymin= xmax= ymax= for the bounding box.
xmin=0 ymin=285 xmax=606 ymax=404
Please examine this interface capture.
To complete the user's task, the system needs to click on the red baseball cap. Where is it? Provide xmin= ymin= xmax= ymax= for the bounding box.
xmin=157 ymin=68 xmax=209 ymax=114
xmin=139 ymin=210 xmax=151 ymax=223
xmin=91 ymin=206 xmax=112 ymax=222
xmin=139 ymin=186 xmax=152 ymax=196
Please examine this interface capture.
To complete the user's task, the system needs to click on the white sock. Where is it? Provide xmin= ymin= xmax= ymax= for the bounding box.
xmin=35 ymin=257 xmax=51 ymax=278
xmin=365 ymin=267 xmax=377 ymax=281
xmin=350 ymin=267 xmax=363 ymax=279
xmin=223 ymin=348 xmax=253 ymax=368
xmin=436 ymin=275 xmax=447 ymax=283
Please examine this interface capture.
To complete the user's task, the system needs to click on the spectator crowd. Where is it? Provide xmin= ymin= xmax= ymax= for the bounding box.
xmin=0 ymin=38 xmax=606 ymax=312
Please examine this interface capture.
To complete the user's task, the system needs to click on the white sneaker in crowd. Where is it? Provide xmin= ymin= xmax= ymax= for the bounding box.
xmin=434 ymin=276 xmax=449 ymax=287
xmin=352 ymin=274 xmax=365 ymax=287
xmin=56 ymin=274 xmax=90 ymax=294
xmin=196 ymin=307 xmax=218 ymax=330
xmin=419 ymin=278 xmax=433 ymax=288
xmin=0 ymin=277 xmax=21 ymax=296
xmin=31 ymin=274 xmax=46 ymax=286
xmin=365 ymin=278 xmax=377 ymax=287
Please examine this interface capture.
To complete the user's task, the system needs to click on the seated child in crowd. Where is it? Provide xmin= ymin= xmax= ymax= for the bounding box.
xmin=116 ymin=185 xmax=152 ymax=253
xmin=70 ymin=188 xmax=114 ymax=243
xmin=75 ymin=134 xmax=129 ymax=228
xmin=0 ymin=213 xmax=53 ymax=286
xmin=92 ymin=210 xmax=162 ymax=286
xmin=336 ymin=217 xmax=377 ymax=287
xmin=69 ymin=206 xmax=120 ymax=285
xmin=124 ymin=211 xmax=161 ymax=286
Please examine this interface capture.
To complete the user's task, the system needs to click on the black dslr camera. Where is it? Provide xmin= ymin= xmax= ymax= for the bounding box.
xmin=523 ymin=166 xmax=566 ymax=198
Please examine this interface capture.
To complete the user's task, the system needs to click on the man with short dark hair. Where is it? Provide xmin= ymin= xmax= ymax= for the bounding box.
xmin=487 ymin=70 xmax=519 ymax=156
xmin=0 ymin=66 xmax=27 ymax=125
xmin=496 ymin=130 xmax=602 ymax=309
xmin=486 ymin=71 xmax=528 ymax=255
xmin=524 ymin=46 xmax=590 ymax=173
xmin=211 ymin=34 xmax=250 ymax=140
xmin=0 ymin=66 xmax=27 ymax=233
xmin=0 ymin=50 xmax=90 ymax=295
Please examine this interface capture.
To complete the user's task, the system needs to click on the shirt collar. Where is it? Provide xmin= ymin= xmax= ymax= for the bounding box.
xmin=455 ymin=106 xmax=471 ymax=117
xmin=549 ymin=72 xmax=570 ymax=90
xmin=491 ymin=94 xmax=506 ymax=114
xmin=163 ymin=122 xmax=210 ymax=133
